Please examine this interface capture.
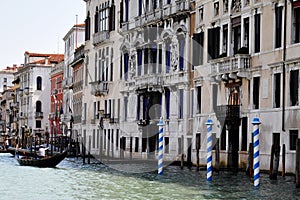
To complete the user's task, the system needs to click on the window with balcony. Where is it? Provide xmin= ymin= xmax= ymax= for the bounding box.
xmin=179 ymin=36 xmax=185 ymax=71
xmin=244 ymin=17 xmax=249 ymax=50
xmin=94 ymin=7 xmax=99 ymax=33
xmin=254 ymin=13 xmax=261 ymax=53
xmin=37 ymin=76 xmax=42 ymax=90
xmin=274 ymin=73 xmax=281 ymax=108
xmin=232 ymin=17 xmax=241 ymax=54
xmin=290 ymin=130 xmax=298 ymax=150
xmin=253 ymin=76 xmax=260 ymax=109
xmin=85 ymin=12 xmax=91 ymax=41
xmin=192 ymin=32 xmax=204 ymax=66
xmin=290 ymin=69 xmax=299 ymax=106
xmin=275 ymin=5 xmax=283 ymax=48
xmin=293 ymin=4 xmax=300 ymax=43
xmin=208 ymin=27 xmax=220 ymax=60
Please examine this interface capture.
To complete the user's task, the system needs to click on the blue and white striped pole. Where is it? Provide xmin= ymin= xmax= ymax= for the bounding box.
xmin=252 ymin=117 xmax=261 ymax=187
xmin=157 ymin=117 xmax=165 ymax=175
xmin=206 ymin=118 xmax=213 ymax=181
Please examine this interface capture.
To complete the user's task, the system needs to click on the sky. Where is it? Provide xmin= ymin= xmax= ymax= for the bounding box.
xmin=0 ymin=0 xmax=86 ymax=70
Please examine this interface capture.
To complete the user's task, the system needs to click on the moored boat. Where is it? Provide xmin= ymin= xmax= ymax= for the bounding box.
xmin=17 ymin=150 xmax=67 ymax=168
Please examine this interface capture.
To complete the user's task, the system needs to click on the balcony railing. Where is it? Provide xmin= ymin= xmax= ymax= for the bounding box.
xmin=135 ymin=74 xmax=163 ymax=90
xmin=60 ymin=113 xmax=73 ymax=122
xmin=109 ymin=118 xmax=119 ymax=123
xmin=176 ymin=0 xmax=189 ymax=13
xmin=93 ymin=31 xmax=110 ymax=45
xmin=35 ymin=112 xmax=43 ymax=118
xmin=211 ymin=54 xmax=250 ymax=74
xmin=90 ymin=81 xmax=110 ymax=96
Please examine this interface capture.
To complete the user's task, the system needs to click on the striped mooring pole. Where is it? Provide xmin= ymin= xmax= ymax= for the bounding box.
xmin=157 ymin=117 xmax=165 ymax=175
xmin=252 ymin=117 xmax=261 ymax=187
xmin=206 ymin=118 xmax=213 ymax=181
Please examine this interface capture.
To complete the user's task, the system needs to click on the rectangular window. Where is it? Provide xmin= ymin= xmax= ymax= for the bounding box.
xmin=144 ymin=48 xmax=149 ymax=75
xmin=294 ymin=7 xmax=300 ymax=43
xmin=135 ymin=137 xmax=139 ymax=152
xmin=94 ymin=102 xmax=97 ymax=120
xmin=208 ymin=27 xmax=220 ymax=60
xmin=290 ymin=70 xmax=299 ymax=106
xmin=120 ymin=55 xmax=123 ymax=79
xmin=275 ymin=6 xmax=283 ymax=48
xmin=253 ymin=77 xmax=260 ymax=109
xmin=179 ymin=89 xmax=184 ymax=119
xmin=232 ymin=17 xmax=241 ymax=54
xmin=143 ymin=96 xmax=149 ymax=120
xmin=137 ymin=95 xmax=141 ymax=120
xmin=244 ymin=18 xmax=249 ymax=49
xmin=165 ymin=137 xmax=169 ymax=153
xmin=125 ymin=0 xmax=129 ymax=22
xmin=197 ymin=86 xmax=202 ymax=113
xmin=192 ymin=32 xmax=204 ymax=66
xmin=290 ymin=130 xmax=298 ymax=150
xmin=222 ymin=25 xmax=228 ymax=54
xmin=254 ymin=14 xmax=261 ymax=53
xmin=274 ymin=73 xmax=281 ymax=108
xmin=241 ymin=117 xmax=248 ymax=151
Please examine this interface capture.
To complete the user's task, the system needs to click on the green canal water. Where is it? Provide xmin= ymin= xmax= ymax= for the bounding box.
xmin=1 ymin=153 xmax=300 ymax=200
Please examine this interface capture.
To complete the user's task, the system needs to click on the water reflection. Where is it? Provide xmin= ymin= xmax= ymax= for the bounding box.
xmin=1 ymin=154 xmax=300 ymax=200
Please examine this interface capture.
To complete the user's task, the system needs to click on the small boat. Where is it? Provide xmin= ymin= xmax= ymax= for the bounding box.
xmin=17 ymin=150 xmax=67 ymax=168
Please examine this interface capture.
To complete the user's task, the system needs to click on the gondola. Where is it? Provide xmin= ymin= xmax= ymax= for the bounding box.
xmin=16 ymin=150 xmax=68 ymax=168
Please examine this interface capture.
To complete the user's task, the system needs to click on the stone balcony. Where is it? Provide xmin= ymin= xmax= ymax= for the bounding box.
xmin=90 ymin=81 xmax=110 ymax=96
xmin=135 ymin=74 xmax=163 ymax=91
xmin=93 ymin=31 xmax=110 ymax=46
xmin=164 ymin=71 xmax=189 ymax=86
xmin=60 ymin=113 xmax=73 ymax=123
xmin=62 ymin=76 xmax=73 ymax=89
xmin=210 ymin=54 xmax=250 ymax=79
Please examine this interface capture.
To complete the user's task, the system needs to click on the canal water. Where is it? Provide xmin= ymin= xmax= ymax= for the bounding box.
xmin=1 ymin=153 xmax=300 ymax=200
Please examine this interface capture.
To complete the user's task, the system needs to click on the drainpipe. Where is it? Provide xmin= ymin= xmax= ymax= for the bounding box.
xmin=282 ymin=0 xmax=287 ymax=132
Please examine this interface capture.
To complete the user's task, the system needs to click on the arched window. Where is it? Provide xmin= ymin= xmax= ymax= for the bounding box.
xmin=37 ymin=76 xmax=42 ymax=90
xmin=36 ymin=101 xmax=42 ymax=112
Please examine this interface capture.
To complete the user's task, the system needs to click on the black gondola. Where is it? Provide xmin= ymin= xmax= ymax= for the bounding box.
xmin=16 ymin=150 xmax=67 ymax=168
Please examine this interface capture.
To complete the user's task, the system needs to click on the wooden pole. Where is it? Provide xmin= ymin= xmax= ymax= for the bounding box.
xmin=88 ymin=135 xmax=91 ymax=164
xmin=181 ymin=135 xmax=184 ymax=169
xmin=282 ymin=144 xmax=285 ymax=177
xmin=215 ymin=138 xmax=220 ymax=173
xmin=296 ymin=139 xmax=300 ymax=188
